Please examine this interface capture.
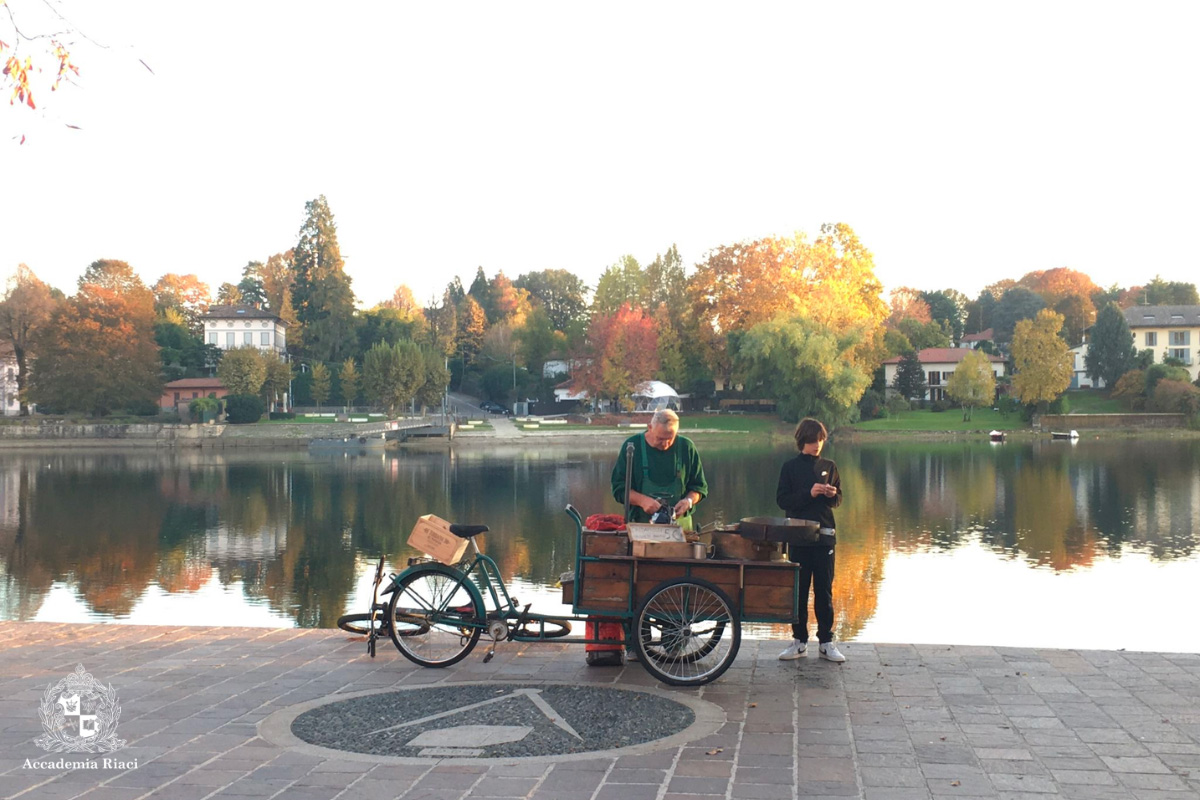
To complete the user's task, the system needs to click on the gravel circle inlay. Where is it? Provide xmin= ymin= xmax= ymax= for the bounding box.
xmin=290 ymin=683 xmax=696 ymax=758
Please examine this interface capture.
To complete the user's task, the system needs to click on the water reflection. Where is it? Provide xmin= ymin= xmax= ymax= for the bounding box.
xmin=0 ymin=437 xmax=1198 ymax=651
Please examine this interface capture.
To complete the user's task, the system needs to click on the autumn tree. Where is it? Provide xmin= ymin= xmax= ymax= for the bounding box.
xmin=214 ymin=282 xmax=243 ymax=306
xmin=572 ymin=304 xmax=658 ymax=409
xmin=1011 ymin=309 xmax=1072 ymax=408
xmin=29 ymin=260 xmax=161 ymax=416
xmin=514 ymin=269 xmax=589 ymax=332
xmin=217 ymin=346 xmax=267 ymax=397
xmin=887 ymin=287 xmax=932 ymax=326
xmin=688 ymin=224 xmax=887 ymax=380
xmin=892 ymin=350 xmax=927 ymax=402
xmin=151 ymin=273 xmax=210 ymax=332
xmin=455 ymin=295 xmax=487 ymax=365
xmin=259 ymin=251 xmax=301 ymax=354
xmin=593 ymin=255 xmax=645 ymax=315
xmin=0 ymin=264 xmax=59 ymax=415
xmin=384 ymin=285 xmax=422 ymax=317
xmin=309 ymin=362 xmax=331 ymax=409
xmin=643 ymin=245 xmax=689 ymax=327
xmin=490 ymin=271 xmax=531 ymax=328
xmin=338 ymin=358 xmax=359 ymax=408
xmin=1120 ymin=275 xmax=1199 ymax=307
xmin=735 ymin=315 xmax=873 ymax=425
xmin=363 ymin=340 xmax=425 ymax=417
xmin=292 ymin=195 xmax=356 ymax=363
xmin=1085 ymin=306 xmax=1138 ymax=390
xmin=945 ymin=350 xmax=997 ymax=421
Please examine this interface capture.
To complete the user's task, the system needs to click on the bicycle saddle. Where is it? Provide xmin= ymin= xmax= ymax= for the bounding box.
xmin=448 ymin=523 xmax=489 ymax=539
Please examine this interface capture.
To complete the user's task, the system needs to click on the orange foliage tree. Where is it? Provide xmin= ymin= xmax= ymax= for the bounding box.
xmin=28 ymin=260 xmax=162 ymax=416
xmin=571 ymin=303 xmax=658 ymax=410
xmin=151 ymin=273 xmax=210 ymax=332
xmin=688 ymin=223 xmax=887 ymax=380
xmin=0 ymin=263 xmax=59 ymax=415
xmin=1018 ymin=267 xmax=1099 ymax=345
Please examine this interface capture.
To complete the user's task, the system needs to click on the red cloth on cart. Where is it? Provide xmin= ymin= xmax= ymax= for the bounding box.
xmin=585 ymin=513 xmax=627 ymax=532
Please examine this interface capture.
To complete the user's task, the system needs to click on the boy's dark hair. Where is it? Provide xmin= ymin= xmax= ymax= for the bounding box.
xmin=794 ymin=418 xmax=828 ymax=450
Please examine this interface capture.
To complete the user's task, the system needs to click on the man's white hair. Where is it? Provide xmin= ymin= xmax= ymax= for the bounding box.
xmin=650 ymin=409 xmax=679 ymax=428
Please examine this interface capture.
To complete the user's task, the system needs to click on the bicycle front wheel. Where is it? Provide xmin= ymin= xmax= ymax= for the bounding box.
xmin=388 ymin=565 xmax=484 ymax=668
xmin=633 ymin=578 xmax=740 ymax=687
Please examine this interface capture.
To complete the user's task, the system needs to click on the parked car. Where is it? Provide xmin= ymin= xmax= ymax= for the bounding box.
xmin=479 ymin=401 xmax=510 ymax=415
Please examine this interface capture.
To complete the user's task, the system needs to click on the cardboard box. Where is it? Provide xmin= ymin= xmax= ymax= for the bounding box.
xmin=631 ymin=540 xmax=708 ymax=560
xmin=407 ymin=514 xmax=469 ymax=565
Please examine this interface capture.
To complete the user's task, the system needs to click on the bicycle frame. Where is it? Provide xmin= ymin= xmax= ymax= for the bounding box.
xmin=392 ymin=537 xmax=584 ymax=643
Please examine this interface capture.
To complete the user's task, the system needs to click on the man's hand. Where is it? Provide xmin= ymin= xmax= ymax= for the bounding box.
xmin=811 ymin=483 xmax=837 ymax=498
xmin=673 ymin=496 xmax=694 ymax=518
xmin=638 ymin=496 xmax=662 ymax=514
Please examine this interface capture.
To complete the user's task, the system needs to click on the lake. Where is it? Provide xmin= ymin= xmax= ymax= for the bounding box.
xmin=2 ymin=436 xmax=1198 ymax=652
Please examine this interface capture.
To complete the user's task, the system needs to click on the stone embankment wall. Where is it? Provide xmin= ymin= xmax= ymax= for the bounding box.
xmin=1034 ymin=413 xmax=1188 ymax=430
xmin=0 ymin=422 xmax=301 ymax=448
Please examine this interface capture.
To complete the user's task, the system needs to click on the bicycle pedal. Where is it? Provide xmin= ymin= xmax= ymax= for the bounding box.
xmin=483 ymin=648 xmax=495 ymax=664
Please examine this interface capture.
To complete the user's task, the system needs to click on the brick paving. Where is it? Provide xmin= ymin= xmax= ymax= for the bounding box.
xmin=2 ymin=622 xmax=1199 ymax=799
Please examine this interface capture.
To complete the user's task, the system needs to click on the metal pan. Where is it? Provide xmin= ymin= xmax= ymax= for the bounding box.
xmin=739 ymin=516 xmax=821 ymax=544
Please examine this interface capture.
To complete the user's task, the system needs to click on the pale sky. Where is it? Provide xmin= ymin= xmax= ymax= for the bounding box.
xmin=5 ymin=1 xmax=1199 ymax=309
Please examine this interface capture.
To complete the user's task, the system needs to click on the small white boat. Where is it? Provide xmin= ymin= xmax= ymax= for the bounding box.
xmin=989 ymin=430 xmax=1006 ymax=442
xmin=1050 ymin=430 xmax=1079 ymax=440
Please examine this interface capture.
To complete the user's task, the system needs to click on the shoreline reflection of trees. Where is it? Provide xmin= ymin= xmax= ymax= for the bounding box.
xmin=0 ymin=440 xmax=1197 ymax=628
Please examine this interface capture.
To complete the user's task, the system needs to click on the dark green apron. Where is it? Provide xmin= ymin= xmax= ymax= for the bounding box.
xmin=636 ymin=433 xmax=694 ymax=531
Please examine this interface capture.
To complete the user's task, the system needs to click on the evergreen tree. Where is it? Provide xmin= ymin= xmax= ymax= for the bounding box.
xmin=292 ymin=195 xmax=356 ymax=363
xmin=892 ymin=350 xmax=928 ymax=401
xmin=468 ymin=266 xmax=494 ymax=322
xmin=1085 ymin=303 xmax=1137 ymax=388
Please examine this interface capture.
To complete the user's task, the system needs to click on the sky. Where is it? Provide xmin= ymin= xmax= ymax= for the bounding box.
xmin=4 ymin=1 xmax=1199 ymax=309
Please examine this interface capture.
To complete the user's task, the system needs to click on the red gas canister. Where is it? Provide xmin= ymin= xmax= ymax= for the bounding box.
xmin=584 ymin=618 xmax=626 ymax=666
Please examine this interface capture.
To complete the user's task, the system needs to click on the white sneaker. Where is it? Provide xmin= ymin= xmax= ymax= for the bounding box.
xmin=778 ymin=640 xmax=807 ymax=660
xmin=819 ymin=642 xmax=846 ymax=662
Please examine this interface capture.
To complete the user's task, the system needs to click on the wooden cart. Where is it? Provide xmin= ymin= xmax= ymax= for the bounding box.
xmin=563 ymin=506 xmax=802 ymax=685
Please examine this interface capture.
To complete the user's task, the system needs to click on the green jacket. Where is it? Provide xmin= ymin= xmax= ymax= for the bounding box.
xmin=611 ymin=432 xmax=708 ymax=524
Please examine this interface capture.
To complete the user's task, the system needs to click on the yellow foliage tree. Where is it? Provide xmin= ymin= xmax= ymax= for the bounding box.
xmin=1011 ymin=309 xmax=1072 ymax=408
xmin=688 ymin=223 xmax=887 ymax=379
xmin=945 ymin=350 xmax=997 ymax=421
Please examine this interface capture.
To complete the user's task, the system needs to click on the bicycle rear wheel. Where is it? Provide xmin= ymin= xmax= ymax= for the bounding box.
xmin=337 ymin=611 xmax=387 ymax=636
xmin=388 ymin=565 xmax=484 ymax=668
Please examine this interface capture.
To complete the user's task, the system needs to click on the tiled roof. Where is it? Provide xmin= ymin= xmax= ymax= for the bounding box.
xmin=882 ymin=348 xmax=1006 ymax=365
xmin=961 ymin=328 xmax=994 ymax=342
xmin=1123 ymin=305 xmax=1200 ymax=327
xmin=164 ymin=378 xmax=226 ymax=389
xmin=202 ymin=304 xmax=284 ymax=322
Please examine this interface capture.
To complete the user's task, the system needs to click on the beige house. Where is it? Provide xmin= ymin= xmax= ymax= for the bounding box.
xmin=201 ymin=305 xmax=287 ymax=356
xmin=1068 ymin=343 xmax=1104 ymax=390
xmin=881 ymin=347 xmax=1007 ymax=402
xmin=1123 ymin=306 xmax=1200 ymax=381
xmin=0 ymin=340 xmax=21 ymax=416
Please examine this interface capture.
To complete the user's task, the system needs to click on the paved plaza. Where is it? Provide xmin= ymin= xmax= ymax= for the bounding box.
xmin=2 ymin=622 xmax=1200 ymax=799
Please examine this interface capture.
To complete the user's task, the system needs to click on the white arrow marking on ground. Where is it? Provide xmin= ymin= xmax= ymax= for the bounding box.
xmin=367 ymin=688 xmax=583 ymax=741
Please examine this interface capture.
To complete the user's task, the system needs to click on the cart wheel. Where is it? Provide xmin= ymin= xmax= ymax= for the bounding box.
xmin=633 ymin=578 xmax=740 ymax=687
xmin=388 ymin=565 xmax=483 ymax=668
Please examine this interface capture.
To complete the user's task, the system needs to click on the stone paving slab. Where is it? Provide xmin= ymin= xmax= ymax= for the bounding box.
xmin=1 ymin=623 xmax=1199 ymax=799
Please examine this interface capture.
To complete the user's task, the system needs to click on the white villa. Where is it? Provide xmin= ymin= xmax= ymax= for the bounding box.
xmin=1124 ymin=305 xmax=1200 ymax=382
xmin=881 ymin=347 xmax=1007 ymax=403
xmin=201 ymin=305 xmax=287 ymax=356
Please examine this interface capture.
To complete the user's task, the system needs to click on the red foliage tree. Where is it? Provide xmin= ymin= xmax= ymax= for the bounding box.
xmin=571 ymin=304 xmax=659 ymax=410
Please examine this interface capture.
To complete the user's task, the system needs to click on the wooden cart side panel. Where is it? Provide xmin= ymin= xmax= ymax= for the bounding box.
xmin=579 ymin=559 xmax=634 ymax=611
xmin=743 ymin=563 xmax=801 ymax=619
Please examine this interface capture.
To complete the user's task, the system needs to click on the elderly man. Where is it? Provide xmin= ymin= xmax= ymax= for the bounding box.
xmin=611 ymin=409 xmax=708 ymax=531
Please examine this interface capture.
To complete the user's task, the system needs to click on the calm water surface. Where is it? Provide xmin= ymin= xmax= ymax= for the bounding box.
xmin=2 ymin=437 xmax=1198 ymax=652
